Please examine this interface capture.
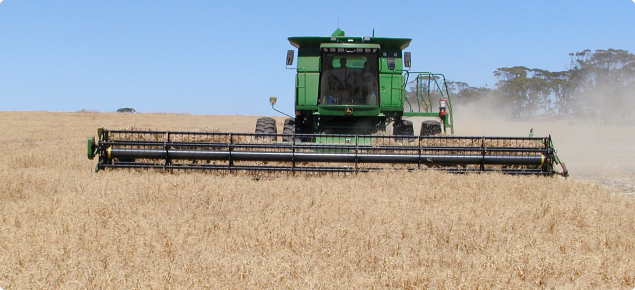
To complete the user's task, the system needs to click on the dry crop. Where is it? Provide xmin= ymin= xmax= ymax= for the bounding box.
xmin=1 ymin=111 xmax=634 ymax=289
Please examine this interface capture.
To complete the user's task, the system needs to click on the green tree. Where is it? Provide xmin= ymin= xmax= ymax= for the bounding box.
xmin=527 ymin=69 xmax=554 ymax=115
xmin=549 ymin=70 xmax=574 ymax=116
xmin=568 ymin=49 xmax=635 ymax=123
xmin=405 ymin=48 xmax=635 ymax=123
xmin=446 ymin=81 xmax=492 ymax=103
xmin=493 ymin=66 xmax=535 ymax=118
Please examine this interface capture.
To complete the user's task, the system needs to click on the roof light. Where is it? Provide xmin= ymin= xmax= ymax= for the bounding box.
xmin=363 ymin=36 xmax=370 ymax=41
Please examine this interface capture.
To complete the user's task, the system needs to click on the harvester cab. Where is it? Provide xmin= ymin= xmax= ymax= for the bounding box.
xmin=86 ymin=29 xmax=568 ymax=177
xmin=272 ymin=28 xmax=454 ymax=137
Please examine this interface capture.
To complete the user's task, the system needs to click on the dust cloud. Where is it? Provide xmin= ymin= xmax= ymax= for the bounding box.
xmin=422 ymin=99 xmax=635 ymax=193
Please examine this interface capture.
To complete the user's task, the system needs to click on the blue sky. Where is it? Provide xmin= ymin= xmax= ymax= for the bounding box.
xmin=1 ymin=0 xmax=634 ymax=115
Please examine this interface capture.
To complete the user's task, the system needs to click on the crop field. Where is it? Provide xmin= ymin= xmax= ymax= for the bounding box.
xmin=1 ymin=111 xmax=634 ymax=289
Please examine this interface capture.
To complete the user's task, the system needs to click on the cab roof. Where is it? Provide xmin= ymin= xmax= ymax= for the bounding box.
xmin=288 ymin=35 xmax=412 ymax=50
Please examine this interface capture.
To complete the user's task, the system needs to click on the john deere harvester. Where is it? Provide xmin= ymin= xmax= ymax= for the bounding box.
xmin=87 ymin=29 xmax=568 ymax=176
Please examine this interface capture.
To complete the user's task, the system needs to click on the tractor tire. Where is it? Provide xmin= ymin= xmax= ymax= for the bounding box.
xmin=393 ymin=119 xmax=415 ymax=142
xmin=282 ymin=118 xmax=296 ymax=142
xmin=420 ymin=120 xmax=442 ymax=136
xmin=255 ymin=117 xmax=277 ymax=141
xmin=393 ymin=119 xmax=414 ymax=136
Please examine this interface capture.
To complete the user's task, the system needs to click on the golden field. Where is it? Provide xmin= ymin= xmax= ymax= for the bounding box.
xmin=1 ymin=111 xmax=634 ymax=289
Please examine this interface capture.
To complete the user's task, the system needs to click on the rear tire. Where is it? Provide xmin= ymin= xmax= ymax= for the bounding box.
xmin=420 ymin=120 xmax=442 ymax=136
xmin=393 ymin=119 xmax=414 ymax=142
xmin=393 ymin=119 xmax=414 ymax=135
xmin=255 ymin=117 xmax=277 ymax=141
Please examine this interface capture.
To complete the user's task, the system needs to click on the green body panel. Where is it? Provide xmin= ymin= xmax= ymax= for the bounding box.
xmin=378 ymin=73 xmax=404 ymax=110
xmin=87 ymin=137 xmax=96 ymax=159
xmin=320 ymin=43 xmax=381 ymax=50
xmin=288 ymin=30 xmax=453 ymax=134
xmin=317 ymin=105 xmax=380 ymax=116
xmin=402 ymin=112 xmax=441 ymax=117
xmin=296 ymin=56 xmax=320 ymax=72
xmin=379 ymin=55 xmax=403 ymax=72
xmin=296 ymin=105 xmax=320 ymax=111
xmin=295 ymin=72 xmax=319 ymax=106
xmin=314 ymin=135 xmax=373 ymax=145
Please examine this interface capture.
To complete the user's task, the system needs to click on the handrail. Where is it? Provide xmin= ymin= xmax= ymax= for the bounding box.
xmin=402 ymin=72 xmax=455 ymax=134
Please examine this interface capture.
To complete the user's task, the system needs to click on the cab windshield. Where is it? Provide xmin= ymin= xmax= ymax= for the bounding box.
xmin=320 ymin=53 xmax=378 ymax=105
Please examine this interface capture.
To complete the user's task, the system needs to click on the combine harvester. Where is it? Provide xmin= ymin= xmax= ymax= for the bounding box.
xmin=87 ymin=29 xmax=568 ymax=176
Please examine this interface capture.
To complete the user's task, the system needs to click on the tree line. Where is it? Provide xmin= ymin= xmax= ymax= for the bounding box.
xmin=437 ymin=49 xmax=635 ymax=123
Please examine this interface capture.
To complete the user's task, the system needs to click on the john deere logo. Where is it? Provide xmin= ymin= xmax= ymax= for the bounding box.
xmin=344 ymin=107 xmax=353 ymax=115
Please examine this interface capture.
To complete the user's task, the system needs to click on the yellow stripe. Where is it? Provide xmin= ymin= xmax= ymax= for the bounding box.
xmin=107 ymin=147 xmax=112 ymax=159
xmin=541 ymin=154 xmax=545 ymax=166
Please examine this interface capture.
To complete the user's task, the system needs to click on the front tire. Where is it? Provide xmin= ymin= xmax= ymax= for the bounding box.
xmin=282 ymin=117 xmax=296 ymax=142
xmin=420 ymin=120 xmax=442 ymax=136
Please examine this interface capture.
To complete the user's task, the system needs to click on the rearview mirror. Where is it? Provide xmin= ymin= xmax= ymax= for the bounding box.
xmin=286 ymin=50 xmax=294 ymax=66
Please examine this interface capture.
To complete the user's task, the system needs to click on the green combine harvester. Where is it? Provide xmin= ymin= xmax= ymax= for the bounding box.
xmin=87 ymin=29 xmax=568 ymax=176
